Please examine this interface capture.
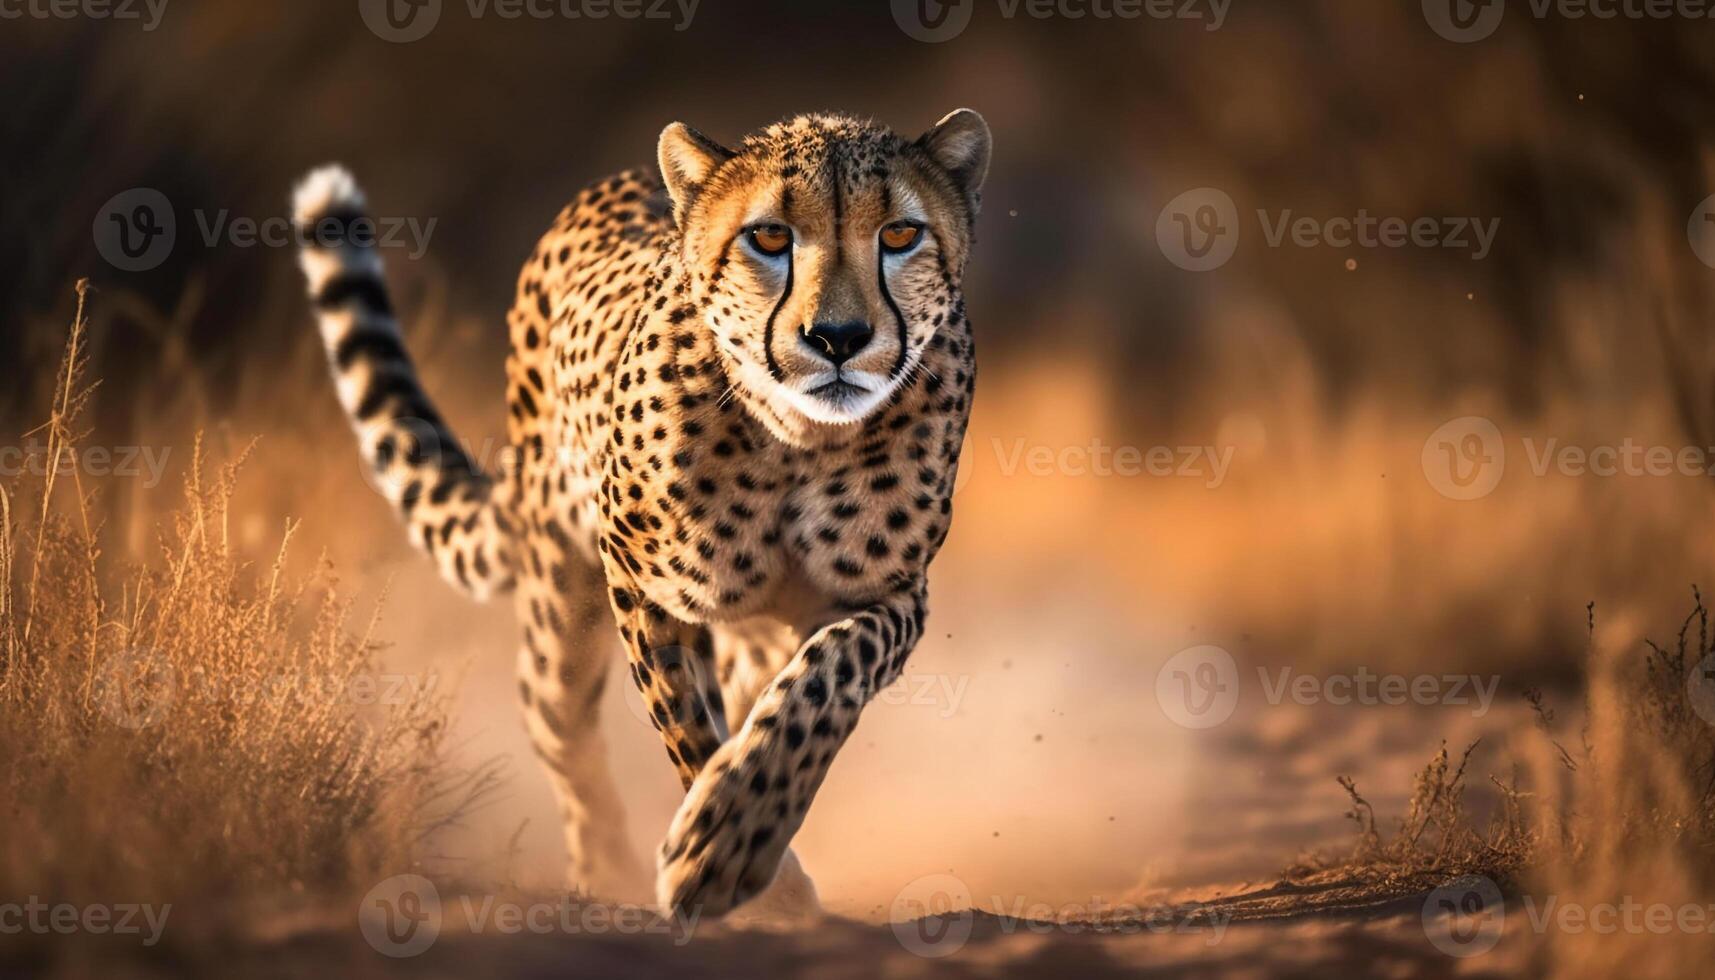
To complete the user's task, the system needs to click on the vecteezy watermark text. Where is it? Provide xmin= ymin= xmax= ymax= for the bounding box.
xmin=1423 ymin=875 xmax=1715 ymax=959
xmin=358 ymin=0 xmax=698 ymax=42
xmin=1255 ymin=210 xmax=1498 ymax=259
xmin=94 ymin=188 xmax=436 ymax=273
xmin=355 ymin=426 xmax=1239 ymax=504
xmin=195 ymin=209 xmax=437 ymax=259
xmin=1424 ymin=0 xmax=1715 ymax=44
xmin=1154 ymin=646 xmax=1500 ymax=729
xmin=891 ymin=0 xmax=1229 ymax=42
xmin=1157 ymin=188 xmax=1500 ymax=272
xmin=358 ymin=875 xmax=698 ymax=957
xmin=994 ymin=438 xmax=1233 ymax=487
xmin=0 ymin=0 xmax=168 ymax=29
xmin=889 ymin=873 xmax=1230 ymax=958
xmin=0 ymin=441 xmax=171 ymax=488
xmin=1420 ymin=416 xmax=1715 ymax=501
xmin=0 ymin=899 xmax=171 ymax=947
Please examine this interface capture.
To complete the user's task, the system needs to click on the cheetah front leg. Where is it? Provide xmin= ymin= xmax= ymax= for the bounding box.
xmin=656 ymin=586 xmax=927 ymax=918
xmin=603 ymin=585 xmax=730 ymax=788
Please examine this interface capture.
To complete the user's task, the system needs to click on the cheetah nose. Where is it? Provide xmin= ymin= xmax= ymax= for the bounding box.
xmin=801 ymin=320 xmax=874 ymax=366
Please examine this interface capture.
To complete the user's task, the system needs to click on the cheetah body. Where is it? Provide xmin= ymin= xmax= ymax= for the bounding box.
xmin=294 ymin=110 xmax=989 ymax=917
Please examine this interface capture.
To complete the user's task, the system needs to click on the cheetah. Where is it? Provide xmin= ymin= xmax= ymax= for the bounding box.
xmin=291 ymin=110 xmax=989 ymax=918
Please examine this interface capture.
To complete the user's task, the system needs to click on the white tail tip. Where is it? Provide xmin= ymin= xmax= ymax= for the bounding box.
xmin=293 ymin=165 xmax=366 ymax=227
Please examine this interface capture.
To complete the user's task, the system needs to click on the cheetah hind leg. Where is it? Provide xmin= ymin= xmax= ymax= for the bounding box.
xmin=527 ymin=690 xmax=653 ymax=902
xmin=518 ymin=559 xmax=652 ymax=902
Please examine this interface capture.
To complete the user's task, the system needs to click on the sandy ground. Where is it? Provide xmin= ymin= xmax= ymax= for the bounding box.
xmin=128 ymin=525 xmax=1544 ymax=978
xmin=7 ymin=685 xmax=1549 ymax=979
xmin=29 ymin=879 xmax=1540 ymax=980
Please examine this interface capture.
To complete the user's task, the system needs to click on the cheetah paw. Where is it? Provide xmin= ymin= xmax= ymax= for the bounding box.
xmin=655 ymin=768 xmax=794 ymax=919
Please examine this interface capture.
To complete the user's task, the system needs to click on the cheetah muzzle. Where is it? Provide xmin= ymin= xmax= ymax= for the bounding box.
xmin=292 ymin=109 xmax=990 ymax=919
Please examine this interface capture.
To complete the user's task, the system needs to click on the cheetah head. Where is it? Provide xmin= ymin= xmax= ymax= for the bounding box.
xmin=657 ymin=110 xmax=990 ymax=443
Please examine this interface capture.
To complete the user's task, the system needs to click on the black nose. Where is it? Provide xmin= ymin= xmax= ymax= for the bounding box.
xmin=802 ymin=320 xmax=874 ymax=365
xmin=802 ymin=322 xmax=878 ymax=367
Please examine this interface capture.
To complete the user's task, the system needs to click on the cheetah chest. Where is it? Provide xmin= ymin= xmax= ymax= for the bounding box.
xmin=594 ymin=314 xmax=968 ymax=627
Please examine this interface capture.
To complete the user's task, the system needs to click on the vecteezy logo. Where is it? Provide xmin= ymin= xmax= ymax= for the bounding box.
xmin=1423 ymin=0 xmax=1505 ymax=43
xmin=892 ymin=0 xmax=974 ymax=42
xmin=1689 ymin=653 xmax=1715 ymax=728
xmin=359 ymin=874 xmax=442 ymax=957
xmin=93 ymin=648 xmax=177 ymax=729
xmin=359 ymin=0 xmax=442 ymax=42
xmin=1156 ymin=188 xmax=1240 ymax=272
xmin=1155 ymin=645 xmax=1239 ymax=729
xmin=1421 ymin=416 xmax=1504 ymax=501
xmin=1688 ymin=195 xmax=1715 ymax=270
xmin=1422 ymin=875 xmax=1505 ymax=958
xmin=890 ymin=873 xmax=974 ymax=958
xmin=93 ymin=189 xmax=176 ymax=272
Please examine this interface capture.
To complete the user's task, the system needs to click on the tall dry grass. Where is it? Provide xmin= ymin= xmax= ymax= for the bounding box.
xmin=0 ymin=285 xmax=495 ymax=961
xmin=1516 ymin=596 xmax=1715 ymax=978
xmin=1294 ymin=594 xmax=1713 ymax=977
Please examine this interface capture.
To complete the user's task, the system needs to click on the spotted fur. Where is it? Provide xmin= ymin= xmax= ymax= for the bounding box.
xmin=293 ymin=109 xmax=990 ymax=917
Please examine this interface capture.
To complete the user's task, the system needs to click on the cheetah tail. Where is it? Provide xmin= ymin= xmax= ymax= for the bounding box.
xmin=292 ymin=165 xmax=516 ymax=601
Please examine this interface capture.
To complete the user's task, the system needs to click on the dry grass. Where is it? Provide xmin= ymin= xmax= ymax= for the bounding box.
xmin=0 ymin=285 xmax=496 ymax=961
xmin=1268 ymin=739 xmax=1531 ymax=919
xmin=1283 ymin=594 xmax=1714 ymax=975
xmin=1518 ymin=594 xmax=1715 ymax=978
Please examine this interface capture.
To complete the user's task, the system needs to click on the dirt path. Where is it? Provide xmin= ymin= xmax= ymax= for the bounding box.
xmin=29 ymin=874 xmax=1539 ymax=980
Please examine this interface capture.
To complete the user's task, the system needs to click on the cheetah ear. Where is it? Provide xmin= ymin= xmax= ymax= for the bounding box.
xmin=917 ymin=108 xmax=992 ymax=199
xmin=658 ymin=122 xmax=735 ymax=222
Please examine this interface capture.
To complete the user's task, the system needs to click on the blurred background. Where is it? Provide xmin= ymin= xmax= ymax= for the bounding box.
xmin=6 ymin=0 xmax=1715 ymax=920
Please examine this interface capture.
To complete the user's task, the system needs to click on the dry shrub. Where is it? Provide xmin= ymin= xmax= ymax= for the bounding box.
xmin=1298 ymin=595 xmax=1713 ymax=976
xmin=1281 ymin=740 xmax=1533 ymax=906
xmin=0 ymin=285 xmax=495 ymax=959
xmin=1518 ymin=594 xmax=1715 ymax=979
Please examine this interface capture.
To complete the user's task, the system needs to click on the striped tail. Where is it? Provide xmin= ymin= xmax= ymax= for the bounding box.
xmin=292 ymin=165 xmax=515 ymax=601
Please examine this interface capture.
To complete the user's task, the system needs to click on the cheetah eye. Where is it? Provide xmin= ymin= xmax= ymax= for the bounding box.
xmin=746 ymin=224 xmax=793 ymax=258
xmin=880 ymin=221 xmax=923 ymax=254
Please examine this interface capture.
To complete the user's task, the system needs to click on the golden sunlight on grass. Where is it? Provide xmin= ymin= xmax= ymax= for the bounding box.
xmin=0 ymin=285 xmax=496 ymax=963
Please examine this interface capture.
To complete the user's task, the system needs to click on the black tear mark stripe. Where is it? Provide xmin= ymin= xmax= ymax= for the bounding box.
xmin=762 ymin=243 xmax=794 ymax=382
xmin=314 ymin=271 xmax=394 ymax=317
xmin=875 ymin=181 xmax=912 ymax=377
xmin=879 ymin=250 xmax=909 ymax=378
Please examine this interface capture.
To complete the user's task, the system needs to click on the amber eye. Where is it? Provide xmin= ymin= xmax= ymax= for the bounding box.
xmin=880 ymin=222 xmax=923 ymax=253
xmin=747 ymin=224 xmax=792 ymax=257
